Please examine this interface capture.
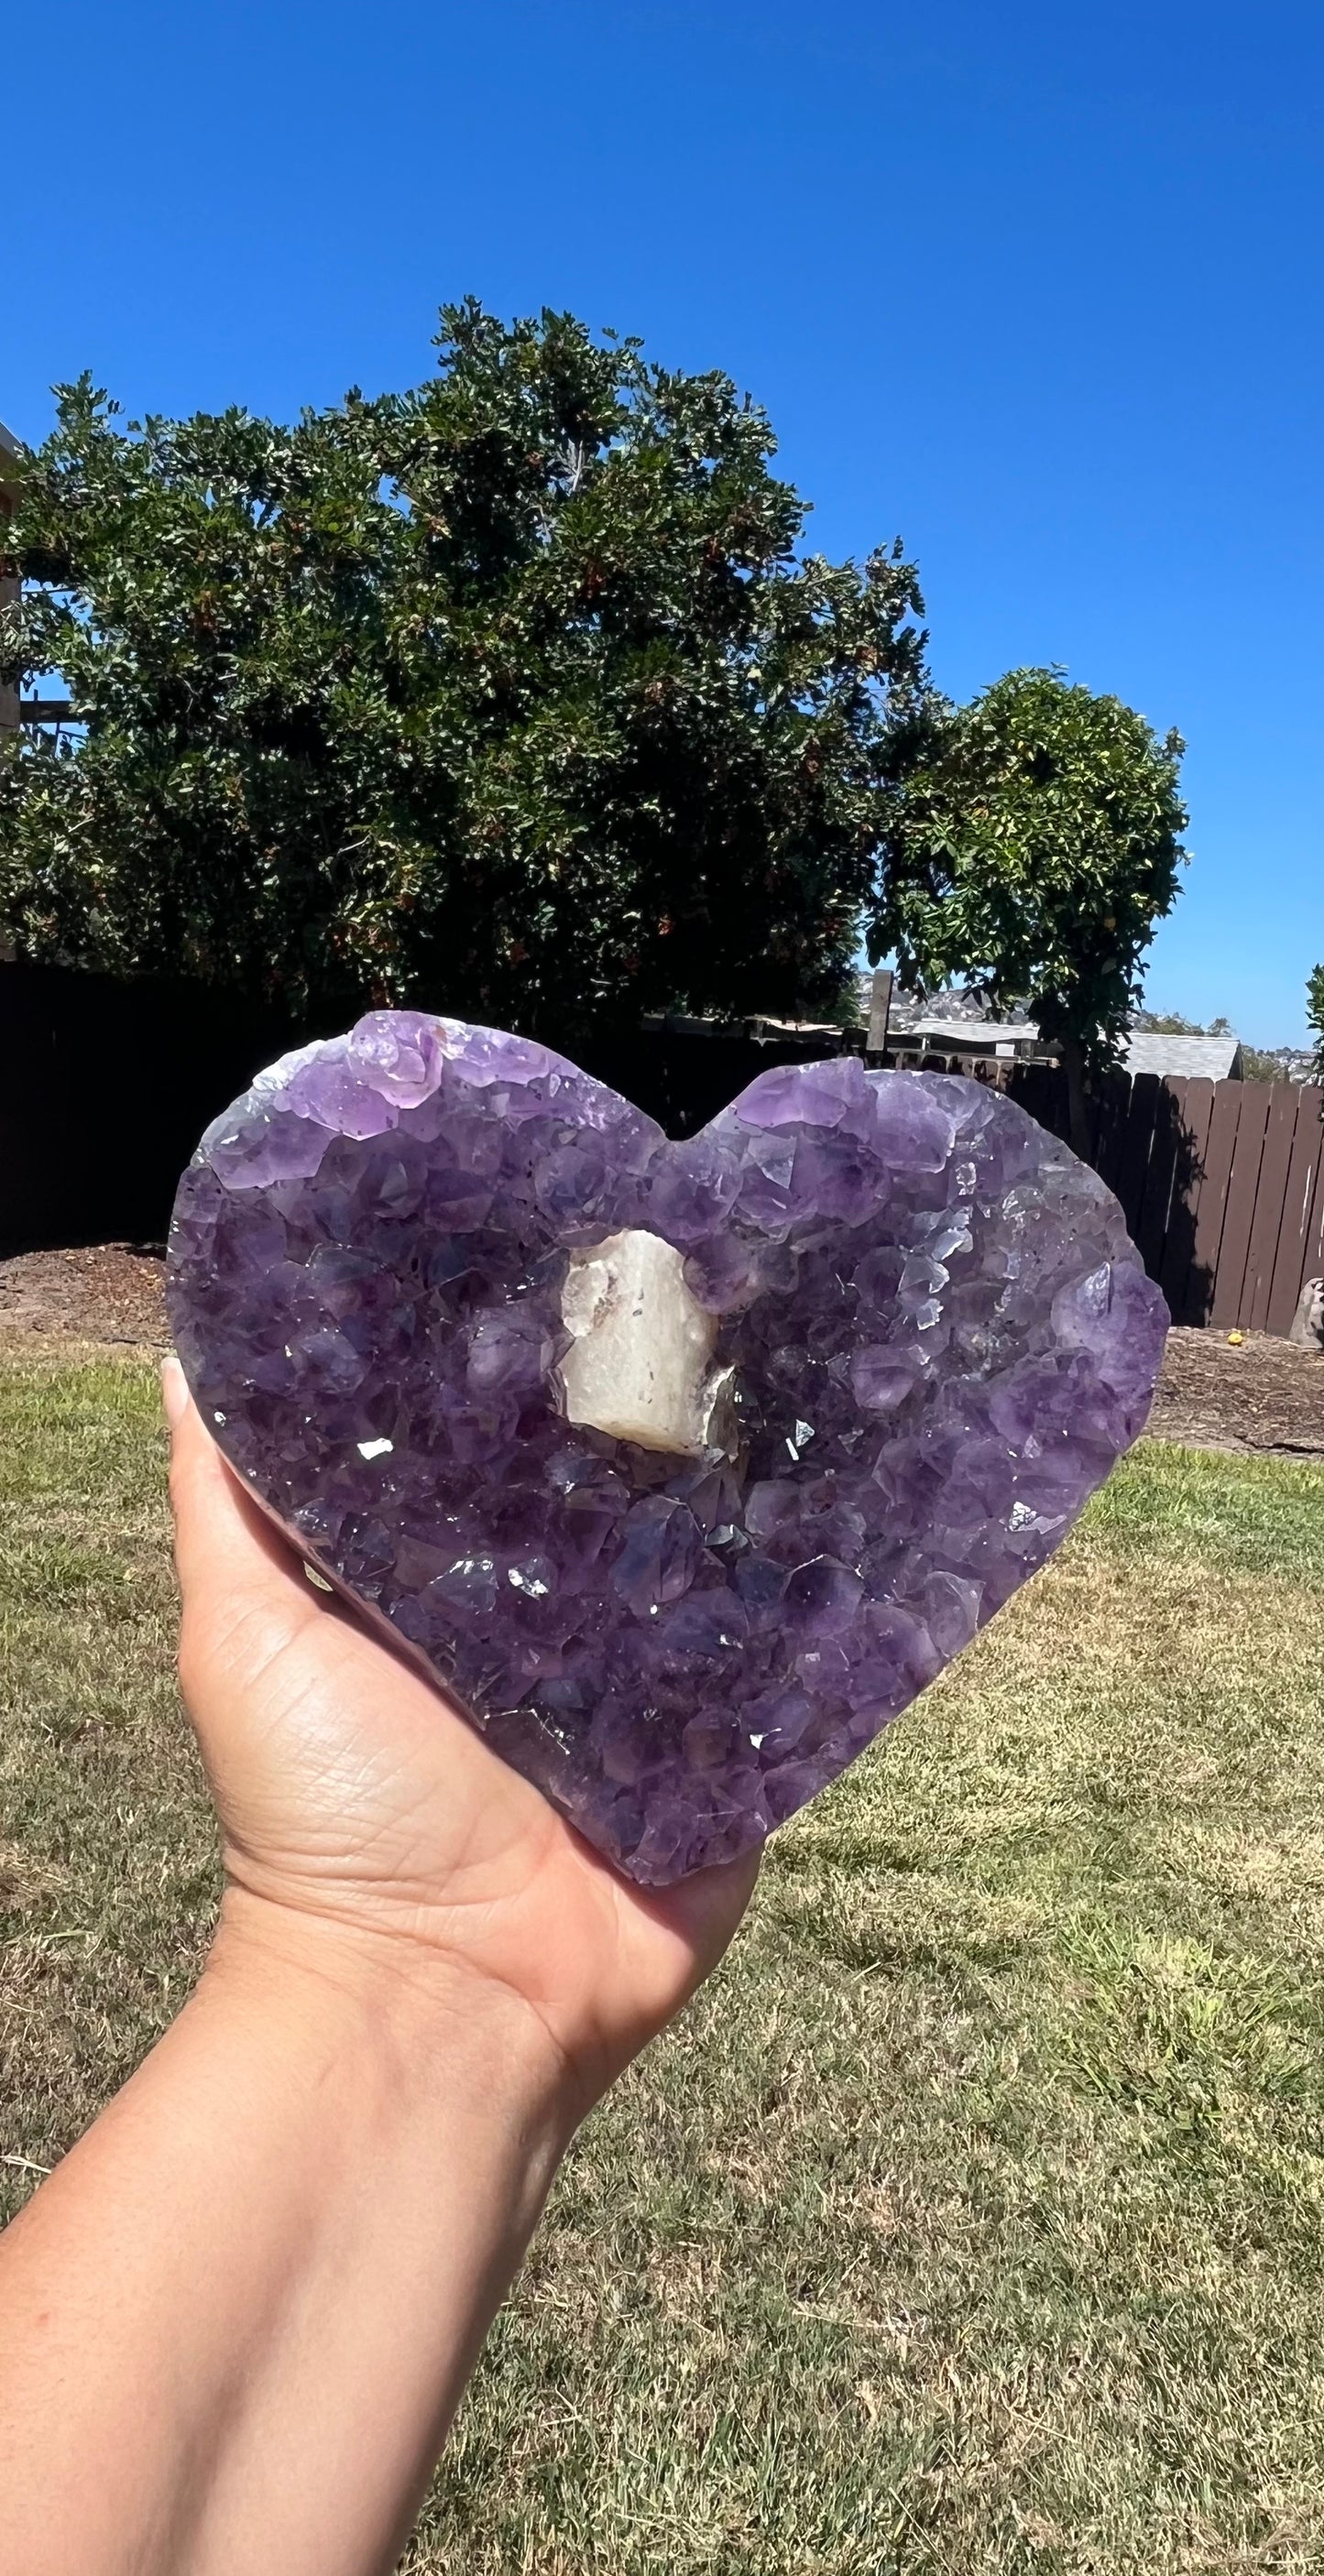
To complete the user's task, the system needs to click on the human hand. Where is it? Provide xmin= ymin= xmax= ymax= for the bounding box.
xmin=0 ymin=1368 xmax=758 ymax=2576
xmin=164 ymin=1358 xmax=757 ymax=2123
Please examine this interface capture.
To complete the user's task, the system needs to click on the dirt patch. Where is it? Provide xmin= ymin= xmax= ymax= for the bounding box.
xmin=3 ymin=1245 xmax=1323 ymax=1459
xmin=1147 ymin=1324 xmax=1324 ymax=1459
xmin=0 ymin=1245 xmax=169 ymax=1350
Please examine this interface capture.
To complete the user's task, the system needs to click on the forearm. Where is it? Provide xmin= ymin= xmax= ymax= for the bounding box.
xmin=0 ymin=1894 xmax=573 ymax=2576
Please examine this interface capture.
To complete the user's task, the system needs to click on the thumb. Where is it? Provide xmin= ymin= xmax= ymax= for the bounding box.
xmin=162 ymin=1354 xmax=309 ymax=1627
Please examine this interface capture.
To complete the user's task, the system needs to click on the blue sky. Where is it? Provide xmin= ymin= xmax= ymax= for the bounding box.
xmin=5 ymin=0 xmax=1320 ymax=1043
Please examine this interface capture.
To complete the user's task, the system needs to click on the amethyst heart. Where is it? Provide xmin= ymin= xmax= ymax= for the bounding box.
xmin=167 ymin=1012 xmax=1166 ymax=1884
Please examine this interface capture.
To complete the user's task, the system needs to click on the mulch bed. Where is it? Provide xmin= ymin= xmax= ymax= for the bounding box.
xmin=2 ymin=1244 xmax=1323 ymax=1460
xmin=1146 ymin=1324 xmax=1324 ymax=1460
xmin=0 ymin=1244 xmax=170 ymax=1350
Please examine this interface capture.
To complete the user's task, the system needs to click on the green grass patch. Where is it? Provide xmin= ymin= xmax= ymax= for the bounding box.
xmin=2 ymin=1352 xmax=1322 ymax=2572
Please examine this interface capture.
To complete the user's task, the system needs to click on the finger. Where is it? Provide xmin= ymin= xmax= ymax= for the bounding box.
xmin=162 ymin=1359 xmax=434 ymax=1704
xmin=162 ymin=1355 xmax=312 ymax=1623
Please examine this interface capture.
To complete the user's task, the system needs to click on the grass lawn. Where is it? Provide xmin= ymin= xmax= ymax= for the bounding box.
xmin=2 ymin=1347 xmax=1323 ymax=2575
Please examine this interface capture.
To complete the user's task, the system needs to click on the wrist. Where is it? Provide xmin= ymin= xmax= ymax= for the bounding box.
xmin=0 ymin=1892 xmax=576 ymax=2575
xmin=202 ymin=1885 xmax=579 ymax=2168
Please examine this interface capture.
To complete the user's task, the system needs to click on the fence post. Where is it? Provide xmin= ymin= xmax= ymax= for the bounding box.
xmin=865 ymin=968 xmax=892 ymax=1061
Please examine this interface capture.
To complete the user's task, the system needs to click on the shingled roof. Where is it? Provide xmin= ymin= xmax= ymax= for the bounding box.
xmin=858 ymin=979 xmax=1247 ymax=1083
xmin=1122 ymin=1032 xmax=1243 ymax=1081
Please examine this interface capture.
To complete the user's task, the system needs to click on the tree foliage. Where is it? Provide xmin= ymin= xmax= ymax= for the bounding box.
xmin=1240 ymin=1041 xmax=1315 ymax=1086
xmin=0 ymin=304 xmax=926 ymax=1042
xmin=872 ymin=667 xmax=1187 ymax=1065
xmin=870 ymin=666 xmax=1187 ymax=1143
xmin=1132 ymin=1008 xmax=1231 ymax=1037
xmin=1307 ymin=966 xmax=1324 ymax=1086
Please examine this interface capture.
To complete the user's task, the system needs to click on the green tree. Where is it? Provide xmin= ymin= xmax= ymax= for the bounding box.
xmin=0 ymin=305 xmax=926 ymax=1044
xmin=1306 ymin=966 xmax=1324 ymax=1084
xmin=870 ymin=666 xmax=1187 ymax=1153
xmin=1133 ymin=1008 xmax=1231 ymax=1037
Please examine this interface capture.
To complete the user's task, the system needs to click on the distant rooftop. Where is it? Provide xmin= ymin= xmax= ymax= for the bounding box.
xmin=859 ymin=979 xmax=1048 ymax=1055
xmin=900 ymin=1016 xmax=1044 ymax=1052
xmin=859 ymin=977 xmax=1247 ymax=1081
xmin=1123 ymin=1031 xmax=1242 ymax=1082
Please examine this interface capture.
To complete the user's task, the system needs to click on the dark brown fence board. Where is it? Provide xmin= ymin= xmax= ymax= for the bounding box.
xmin=1007 ymin=1062 xmax=1069 ymax=1144
xmin=1186 ymin=1080 xmax=1243 ymax=1324
xmin=1266 ymin=1088 xmax=1323 ymax=1334
xmin=1272 ymin=1102 xmax=1324 ymax=1339
xmin=1245 ymin=1086 xmax=1302 ymax=1331
xmin=1034 ymin=1064 xmax=1068 ymax=1141
xmin=1299 ymin=1092 xmax=1324 ymax=1267
xmin=1135 ymin=1076 xmax=1185 ymax=1279
xmin=1091 ymin=1076 xmax=1131 ymax=1195
xmin=1159 ymin=1076 xmax=1213 ymax=1320
xmin=1210 ymin=1085 xmax=1271 ymax=1327
xmin=1115 ymin=1074 xmax=1161 ymax=1237
xmin=1297 ymin=1089 xmax=1324 ymax=1304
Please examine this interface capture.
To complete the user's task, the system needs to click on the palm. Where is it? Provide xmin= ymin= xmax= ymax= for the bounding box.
xmin=170 ymin=1386 xmax=756 ymax=2104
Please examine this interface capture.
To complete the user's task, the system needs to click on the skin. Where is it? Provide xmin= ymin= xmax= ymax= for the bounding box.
xmin=0 ymin=1359 xmax=757 ymax=2574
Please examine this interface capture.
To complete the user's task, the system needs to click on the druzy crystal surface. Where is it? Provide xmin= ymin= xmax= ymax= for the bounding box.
xmin=167 ymin=1013 xmax=1166 ymax=1883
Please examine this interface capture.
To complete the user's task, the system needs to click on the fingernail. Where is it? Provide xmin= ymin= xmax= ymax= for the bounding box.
xmin=161 ymin=1354 xmax=189 ymax=1427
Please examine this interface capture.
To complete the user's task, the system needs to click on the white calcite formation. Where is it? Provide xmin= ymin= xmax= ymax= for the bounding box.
xmin=559 ymin=1228 xmax=737 ymax=1456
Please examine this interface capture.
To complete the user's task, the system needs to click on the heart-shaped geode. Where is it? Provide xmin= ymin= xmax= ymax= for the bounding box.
xmin=167 ymin=1012 xmax=1166 ymax=1883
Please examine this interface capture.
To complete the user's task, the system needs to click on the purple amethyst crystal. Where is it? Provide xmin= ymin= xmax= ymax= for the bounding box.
xmin=166 ymin=1013 xmax=1167 ymax=1884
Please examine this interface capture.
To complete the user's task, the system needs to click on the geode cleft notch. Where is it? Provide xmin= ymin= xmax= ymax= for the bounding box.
xmin=167 ymin=1012 xmax=1167 ymax=1884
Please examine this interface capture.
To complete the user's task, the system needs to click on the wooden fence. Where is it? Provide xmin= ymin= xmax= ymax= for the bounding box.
xmin=0 ymin=962 xmax=860 ymax=1257
xmin=1006 ymin=1065 xmax=1324 ymax=1332
xmin=4 ymin=959 xmax=1321 ymax=1334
